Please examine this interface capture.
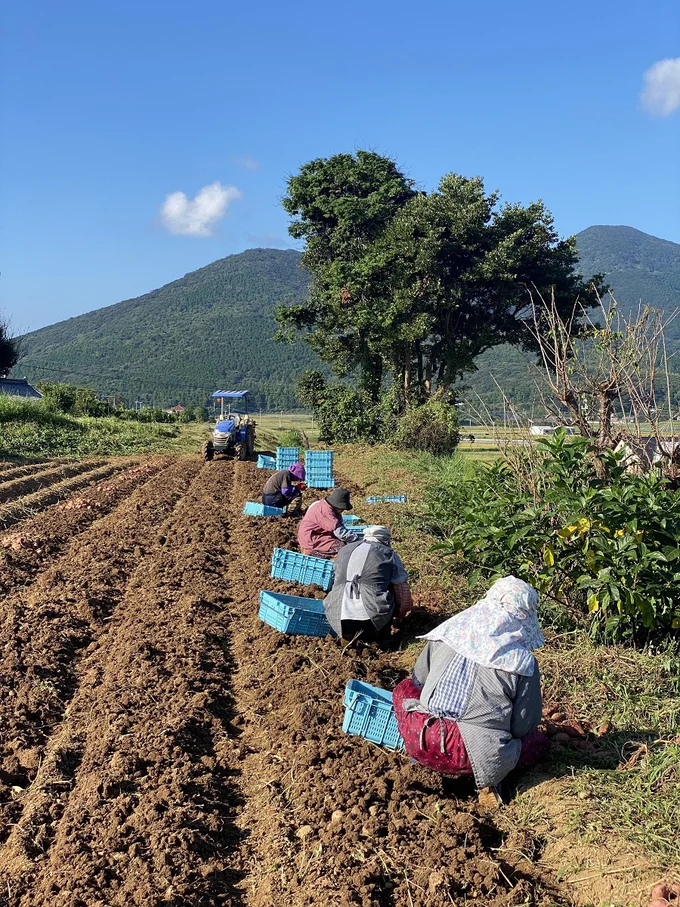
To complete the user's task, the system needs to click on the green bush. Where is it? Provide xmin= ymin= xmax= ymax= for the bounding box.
xmin=297 ymin=372 xmax=387 ymax=444
xmin=278 ymin=429 xmax=304 ymax=448
xmin=393 ymin=393 xmax=461 ymax=455
xmin=429 ymin=430 xmax=680 ymax=643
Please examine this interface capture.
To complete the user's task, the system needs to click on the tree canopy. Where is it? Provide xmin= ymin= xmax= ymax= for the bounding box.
xmin=278 ymin=151 xmax=607 ymax=404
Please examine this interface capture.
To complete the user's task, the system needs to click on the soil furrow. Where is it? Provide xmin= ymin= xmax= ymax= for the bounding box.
xmin=0 ymin=462 xmax=133 ymax=531
xmin=223 ymin=462 xmax=566 ymax=907
xmin=0 ymin=457 xmax=202 ymax=843
xmin=0 ymin=462 xmax=246 ymax=907
xmin=0 ymin=462 xmax=45 ymax=482
xmin=0 ymin=457 xmax=171 ymax=598
xmin=0 ymin=460 xmax=106 ymax=506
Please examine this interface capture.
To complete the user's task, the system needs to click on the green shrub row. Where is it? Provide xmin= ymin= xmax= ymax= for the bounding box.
xmin=427 ymin=431 xmax=680 ymax=643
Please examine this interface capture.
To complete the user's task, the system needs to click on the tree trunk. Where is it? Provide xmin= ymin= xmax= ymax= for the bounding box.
xmin=416 ymin=340 xmax=424 ymax=401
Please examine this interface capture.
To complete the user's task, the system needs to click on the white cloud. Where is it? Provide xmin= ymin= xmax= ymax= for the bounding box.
xmin=640 ymin=57 xmax=680 ymax=116
xmin=160 ymin=182 xmax=242 ymax=236
xmin=233 ymin=155 xmax=261 ymax=171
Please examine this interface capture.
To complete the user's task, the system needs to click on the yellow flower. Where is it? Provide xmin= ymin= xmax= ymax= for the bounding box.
xmin=614 ymin=529 xmax=625 ymax=538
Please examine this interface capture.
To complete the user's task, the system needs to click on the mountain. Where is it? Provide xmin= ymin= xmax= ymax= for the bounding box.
xmin=577 ymin=225 xmax=680 ymax=342
xmin=15 ymin=227 xmax=680 ymax=413
xmin=16 ymin=248 xmax=317 ymax=411
xmin=458 ymin=226 xmax=680 ymax=415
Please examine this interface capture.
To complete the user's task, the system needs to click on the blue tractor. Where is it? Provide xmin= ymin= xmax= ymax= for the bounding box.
xmin=203 ymin=390 xmax=255 ymax=462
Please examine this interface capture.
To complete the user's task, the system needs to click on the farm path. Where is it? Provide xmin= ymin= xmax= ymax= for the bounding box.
xmin=0 ymin=453 xmax=568 ymax=907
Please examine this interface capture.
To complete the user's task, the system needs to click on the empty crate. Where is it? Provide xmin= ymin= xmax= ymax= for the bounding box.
xmin=275 ymin=447 xmax=300 ymax=470
xmin=305 ymin=450 xmax=334 ymax=489
xmin=342 ymin=514 xmax=361 ymax=525
xmin=270 ymin=548 xmax=334 ymax=590
xmin=365 ymin=495 xmax=408 ymax=504
xmin=342 ymin=680 xmax=404 ymax=750
xmin=243 ymin=501 xmax=285 ymax=517
xmin=258 ymin=590 xmax=334 ymax=637
xmin=256 ymin=454 xmax=276 ymax=469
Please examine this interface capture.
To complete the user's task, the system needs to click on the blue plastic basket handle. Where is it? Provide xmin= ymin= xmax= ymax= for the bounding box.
xmin=348 ymin=691 xmax=371 ymax=712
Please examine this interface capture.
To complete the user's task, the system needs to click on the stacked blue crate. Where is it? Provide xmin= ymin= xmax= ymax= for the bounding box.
xmin=275 ymin=447 xmax=300 ymax=470
xmin=256 ymin=454 xmax=276 ymax=469
xmin=305 ymin=450 xmax=334 ymax=489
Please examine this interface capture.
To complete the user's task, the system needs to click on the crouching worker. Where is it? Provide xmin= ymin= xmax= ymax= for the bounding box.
xmin=262 ymin=463 xmax=306 ymax=512
xmin=393 ymin=576 xmax=549 ymax=809
xmin=297 ymin=487 xmax=360 ymax=556
xmin=324 ymin=525 xmax=413 ymax=643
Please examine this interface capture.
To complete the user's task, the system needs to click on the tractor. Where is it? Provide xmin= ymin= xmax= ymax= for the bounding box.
xmin=202 ymin=390 xmax=255 ymax=462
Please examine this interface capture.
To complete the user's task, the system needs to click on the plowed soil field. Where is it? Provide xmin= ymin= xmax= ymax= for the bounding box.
xmin=0 ymin=456 xmax=568 ymax=906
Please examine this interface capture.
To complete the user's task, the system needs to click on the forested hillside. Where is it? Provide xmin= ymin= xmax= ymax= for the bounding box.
xmin=460 ymin=226 xmax=680 ymax=414
xmin=15 ymin=227 xmax=679 ymax=413
xmin=17 ymin=249 xmax=318 ymax=411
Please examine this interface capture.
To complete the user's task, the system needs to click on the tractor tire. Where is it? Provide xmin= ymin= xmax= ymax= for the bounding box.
xmin=202 ymin=441 xmax=214 ymax=462
xmin=237 ymin=441 xmax=247 ymax=461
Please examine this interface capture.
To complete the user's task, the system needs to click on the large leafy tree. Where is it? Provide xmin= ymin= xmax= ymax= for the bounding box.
xmin=278 ymin=153 xmax=606 ymax=404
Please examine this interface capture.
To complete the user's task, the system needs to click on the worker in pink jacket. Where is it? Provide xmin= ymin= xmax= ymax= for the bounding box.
xmin=297 ymin=487 xmax=362 ymax=556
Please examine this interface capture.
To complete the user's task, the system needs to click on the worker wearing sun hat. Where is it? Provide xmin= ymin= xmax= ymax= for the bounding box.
xmin=323 ymin=524 xmax=413 ymax=643
xmin=392 ymin=576 xmax=549 ymax=808
xmin=297 ymin=486 xmax=361 ymax=556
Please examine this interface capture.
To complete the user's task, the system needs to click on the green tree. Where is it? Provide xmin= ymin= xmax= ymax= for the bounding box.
xmin=278 ymin=154 xmax=607 ymax=407
xmin=279 ymin=151 xmax=416 ymax=399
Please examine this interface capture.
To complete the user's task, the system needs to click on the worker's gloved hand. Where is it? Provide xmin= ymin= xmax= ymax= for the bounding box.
xmin=296 ymin=483 xmax=307 ymax=491
xmin=393 ymin=583 xmax=413 ymax=623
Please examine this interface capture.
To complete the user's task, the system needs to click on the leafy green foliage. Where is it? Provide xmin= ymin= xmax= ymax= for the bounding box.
xmin=428 ymin=430 xmax=680 ymax=642
xmin=0 ymin=393 xmax=189 ymax=458
xmin=0 ymin=317 xmax=20 ymax=378
xmin=277 ymin=428 xmax=304 ymax=447
xmin=393 ymin=392 xmax=461 ymax=455
xmin=279 ymin=152 xmax=606 ymax=402
xmin=296 ymin=372 xmax=388 ymax=444
xmin=37 ymin=382 xmax=108 ymax=416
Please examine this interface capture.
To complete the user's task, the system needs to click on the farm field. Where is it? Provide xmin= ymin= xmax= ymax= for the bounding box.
xmin=0 ymin=450 xmax=677 ymax=906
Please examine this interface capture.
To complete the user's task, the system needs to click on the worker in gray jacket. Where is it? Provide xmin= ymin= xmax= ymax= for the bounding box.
xmin=324 ymin=525 xmax=412 ymax=642
xmin=393 ymin=576 xmax=549 ymax=808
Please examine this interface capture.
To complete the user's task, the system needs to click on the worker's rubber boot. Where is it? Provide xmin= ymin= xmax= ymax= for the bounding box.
xmin=477 ymin=785 xmax=503 ymax=811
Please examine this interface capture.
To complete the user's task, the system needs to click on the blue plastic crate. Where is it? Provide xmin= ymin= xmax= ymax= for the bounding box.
xmin=275 ymin=447 xmax=300 ymax=470
xmin=258 ymin=590 xmax=334 ymax=637
xmin=305 ymin=450 xmax=334 ymax=465
xmin=365 ymin=494 xmax=408 ymax=505
xmin=307 ymin=478 xmax=335 ymax=490
xmin=256 ymin=454 xmax=276 ymax=469
xmin=342 ymin=680 xmax=404 ymax=750
xmin=342 ymin=514 xmax=361 ymax=525
xmin=243 ymin=501 xmax=285 ymax=517
xmin=270 ymin=548 xmax=335 ymax=590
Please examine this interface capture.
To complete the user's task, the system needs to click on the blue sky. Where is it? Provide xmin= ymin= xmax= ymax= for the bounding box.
xmin=1 ymin=0 xmax=679 ymax=332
